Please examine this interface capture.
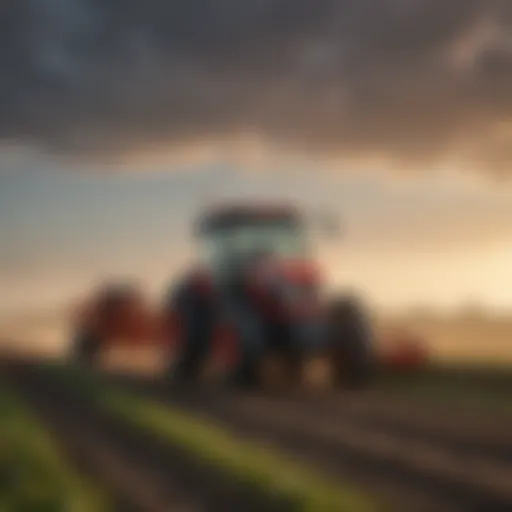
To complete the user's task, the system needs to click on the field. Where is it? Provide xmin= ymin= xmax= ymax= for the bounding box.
xmin=1 ymin=311 xmax=512 ymax=511
xmin=385 ymin=313 xmax=512 ymax=365
xmin=0 ymin=376 xmax=108 ymax=512
xmin=1 ymin=353 xmax=512 ymax=512
xmin=3 ymin=310 xmax=512 ymax=365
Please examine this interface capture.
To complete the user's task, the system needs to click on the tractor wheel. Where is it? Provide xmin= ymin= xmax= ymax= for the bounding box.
xmin=71 ymin=330 xmax=101 ymax=367
xmin=169 ymin=288 xmax=215 ymax=384
xmin=329 ymin=296 xmax=376 ymax=388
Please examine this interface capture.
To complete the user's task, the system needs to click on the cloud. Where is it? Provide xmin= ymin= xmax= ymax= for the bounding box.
xmin=0 ymin=0 xmax=511 ymax=174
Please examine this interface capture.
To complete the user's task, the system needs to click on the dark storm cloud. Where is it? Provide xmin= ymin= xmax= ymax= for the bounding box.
xmin=0 ymin=0 xmax=511 ymax=172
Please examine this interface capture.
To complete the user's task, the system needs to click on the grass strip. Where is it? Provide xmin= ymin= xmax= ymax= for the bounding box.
xmin=0 ymin=380 xmax=110 ymax=512
xmin=49 ymin=363 xmax=383 ymax=512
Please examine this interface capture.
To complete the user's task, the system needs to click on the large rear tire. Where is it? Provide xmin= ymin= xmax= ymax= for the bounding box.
xmin=168 ymin=285 xmax=216 ymax=384
xmin=329 ymin=296 xmax=376 ymax=388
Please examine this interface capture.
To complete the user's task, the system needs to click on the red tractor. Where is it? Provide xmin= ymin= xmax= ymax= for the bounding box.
xmin=71 ymin=203 xmax=427 ymax=389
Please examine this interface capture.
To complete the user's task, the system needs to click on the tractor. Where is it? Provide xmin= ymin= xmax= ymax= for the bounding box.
xmin=162 ymin=203 xmax=376 ymax=389
xmin=70 ymin=202 xmax=426 ymax=389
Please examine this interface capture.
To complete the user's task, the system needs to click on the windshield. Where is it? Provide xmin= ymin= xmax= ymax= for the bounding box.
xmin=200 ymin=222 xmax=309 ymax=268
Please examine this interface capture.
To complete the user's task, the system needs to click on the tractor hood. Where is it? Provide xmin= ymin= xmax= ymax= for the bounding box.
xmin=247 ymin=257 xmax=324 ymax=319
xmin=253 ymin=258 xmax=321 ymax=288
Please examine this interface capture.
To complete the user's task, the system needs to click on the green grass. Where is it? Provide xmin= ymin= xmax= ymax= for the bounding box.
xmin=48 ymin=364 xmax=383 ymax=512
xmin=0 ymin=381 xmax=110 ymax=512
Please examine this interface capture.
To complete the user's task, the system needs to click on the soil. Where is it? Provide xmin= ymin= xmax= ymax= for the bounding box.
xmin=4 ymin=357 xmax=512 ymax=512
xmin=115 ymin=373 xmax=512 ymax=512
xmin=2 ymin=361 xmax=292 ymax=512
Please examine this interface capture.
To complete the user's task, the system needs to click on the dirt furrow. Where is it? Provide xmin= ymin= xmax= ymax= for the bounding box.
xmin=3 ymin=363 xmax=286 ymax=512
xmin=231 ymin=395 xmax=512 ymax=503
xmin=115 ymin=376 xmax=512 ymax=512
xmin=236 ymin=392 xmax=512 ymax=465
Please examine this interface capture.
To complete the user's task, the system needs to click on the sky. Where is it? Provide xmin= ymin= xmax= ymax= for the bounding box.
xmin=2 ymin=164 xmax=512 ymax=317
xmin=1 ymin=0 xmax=512 ymax=320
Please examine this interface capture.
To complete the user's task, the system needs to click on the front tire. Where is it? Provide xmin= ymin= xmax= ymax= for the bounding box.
xmin=329 ymin=296 xmax=376 ymax=388
xmin=169 ymin=286 xmax=215 ymax=384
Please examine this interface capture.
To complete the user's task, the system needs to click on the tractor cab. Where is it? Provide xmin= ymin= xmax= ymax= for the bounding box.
xmin=193 ymin=204 xmax=336 ymax=297
xmin=195 ymin=204 xmax=311 ymax=272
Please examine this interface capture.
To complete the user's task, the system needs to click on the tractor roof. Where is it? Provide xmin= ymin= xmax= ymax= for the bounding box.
xmin=196 ymin=202 xmax=302 ymax=234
